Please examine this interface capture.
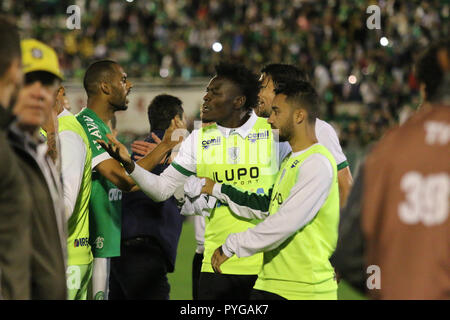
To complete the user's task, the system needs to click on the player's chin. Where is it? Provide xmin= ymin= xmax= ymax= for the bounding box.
xmin=114 ymin=104 xmax=128 ymax=111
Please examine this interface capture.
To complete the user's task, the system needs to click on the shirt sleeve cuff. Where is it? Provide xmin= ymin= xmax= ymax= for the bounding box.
xmin=212 ymin=182 xmax=223 ymax=199
xmin=128 ymin=162 xmax=142 ymax=177
xmin=222 ymin=237 xmax=235 ymax=258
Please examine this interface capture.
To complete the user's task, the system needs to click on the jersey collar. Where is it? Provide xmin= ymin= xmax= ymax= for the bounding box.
xmin=216 ymin=110 xmax=258 ymax=139
xmin=57 ymin=108 xmax=72 ymax=119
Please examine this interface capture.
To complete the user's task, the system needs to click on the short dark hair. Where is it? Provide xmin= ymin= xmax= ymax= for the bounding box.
xmin=0 ymin=15 xmax=21 ymax=78
xmin=261 ymin=63 xmax=309 ymax=90
xmin=148 ymin=94 xmax=184 ymax=131
xmin=275 ymin=80 xmax=320 ymax=123
xmin=214 ymin=62 xmax=260 ymax=110
xmin=415 ymin=39 xmax=450 ymax=101
xmin=83 ymin=60 xmax=118 ymax=97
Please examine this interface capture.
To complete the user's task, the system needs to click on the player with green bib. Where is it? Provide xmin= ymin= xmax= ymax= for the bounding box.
xmin=48 ymin=102 xmax=94 ymax=300
xmin=202 ymin=80 xmax=340 ymax=300
xmin=98 ymin=63 xmax=291 ymax=300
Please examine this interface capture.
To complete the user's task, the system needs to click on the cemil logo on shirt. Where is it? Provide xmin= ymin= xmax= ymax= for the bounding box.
xmin=202 ymin=137 xmax=221 ymax=150
xmin=247 ymin=130 xmax=269 ymax=143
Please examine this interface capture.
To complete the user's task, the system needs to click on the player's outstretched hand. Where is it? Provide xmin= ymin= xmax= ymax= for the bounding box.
xmin=200 ymin=177 xmax=216 ymax=196
xmin=97 ymin=134 xmax=135 ymax=173
xmin=211 ymin=245 xmax=229 ymax=274
xmin=161 ymin=115 xmax=186 ymax=149
xmin=131 ymin=140 xmax=157 ymax=160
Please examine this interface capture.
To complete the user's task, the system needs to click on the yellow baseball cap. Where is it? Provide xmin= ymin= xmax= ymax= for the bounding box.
xmin=21 ymin=39 xmax=63 ymax=80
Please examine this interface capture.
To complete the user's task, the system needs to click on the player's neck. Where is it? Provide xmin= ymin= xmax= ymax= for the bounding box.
xmin=289 ymin=122 xmax=318 ymax=153
xmin=87 ymin=96 xmax=114 ymax=124
xmin=217 ymin=110 xmax=250 ymax=128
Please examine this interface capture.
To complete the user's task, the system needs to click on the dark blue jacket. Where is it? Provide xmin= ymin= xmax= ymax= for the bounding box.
xmin=121 ymin=129 xmax=183 ymax=272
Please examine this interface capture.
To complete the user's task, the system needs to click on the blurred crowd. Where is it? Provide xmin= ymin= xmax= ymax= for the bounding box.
xmin=3 ymin=0 xmax=448 ymax=161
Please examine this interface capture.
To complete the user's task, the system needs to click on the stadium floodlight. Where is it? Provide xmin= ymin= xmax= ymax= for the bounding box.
xmin=212 ymin=42 xmax=223 ymax=52
xmin=380 ymin=37 xmax=389 ymax=47
xmin=348 ymin=75 xmax=357 ymax=84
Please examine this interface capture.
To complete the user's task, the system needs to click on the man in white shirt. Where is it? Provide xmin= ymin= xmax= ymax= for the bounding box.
xmin=200 ymin=80 xmax=340 ymax=299
xmin=256 ymin=63 xmax=353 ymax=207
xmin=98 ymin=63 xmax=291 ymax=300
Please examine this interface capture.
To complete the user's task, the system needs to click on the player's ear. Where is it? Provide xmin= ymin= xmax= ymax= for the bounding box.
xmin=233 ymin=95 xmax=246 ymax=109
xmin=100 ymin=81 xmax=111 ymax=95
xmin=294 ymin=109 xmax=305 ymax=124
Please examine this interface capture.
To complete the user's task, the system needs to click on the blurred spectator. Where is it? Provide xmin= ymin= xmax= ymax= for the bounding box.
xmin=4 ymin=0 xmax=446 ymax=167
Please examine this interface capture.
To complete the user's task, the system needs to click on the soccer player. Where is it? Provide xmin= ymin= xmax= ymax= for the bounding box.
xmin=98 ymin=62 xmax=291 ymax=300
xmin=331 ymin=40 xmax=450 ymax=299
xmin=202 ymin=80 xmax=340 ymax=300
xmin=109 ymin=94 xmax=185 ymax=300
xmin=76 ymin=60 xmax=183 ymax=299
xmin=256 ymin=64 xmax=353 ymax=207
xmin=41 ymin=85 xmax=94 ymax=300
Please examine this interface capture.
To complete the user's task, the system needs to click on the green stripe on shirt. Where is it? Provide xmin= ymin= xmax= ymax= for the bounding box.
xmin=221 ymin=184 xmax=272 ymax=212
xmin=171 ymin=161 xmax=195 ymax=177
xmin=337 ymin=160 xmax=349 ymax=171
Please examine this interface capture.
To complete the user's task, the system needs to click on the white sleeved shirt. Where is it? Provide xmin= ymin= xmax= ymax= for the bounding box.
xmin=129 ymin=111 xmax=291 ymax=202
xmin=194 ymin=215 xmax=206 ymax=254
xmin=58 ymin=110 xmax=87 ymax=220
xmin=197 ymin=118 xmax=345 ymax=253
xmin=221 ymin=147 xmax=334 ymax=258
xmin=315 ymin=118 xmax=348 ymax=169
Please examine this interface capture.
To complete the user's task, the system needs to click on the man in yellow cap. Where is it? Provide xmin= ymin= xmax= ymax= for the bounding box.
xmin=10 ymin=38 xmax=67 ymax=299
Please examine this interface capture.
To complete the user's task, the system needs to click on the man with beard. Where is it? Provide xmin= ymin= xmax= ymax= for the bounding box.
xmin=256 ymin=64 xmax=353 ymax=208
xmin=77 ymin=60 xmax=183 ymax=299
xmin=98 ymin=62 xmax=291 ymax=300
xmin=203 ymin=80 xmax=340 ymax=300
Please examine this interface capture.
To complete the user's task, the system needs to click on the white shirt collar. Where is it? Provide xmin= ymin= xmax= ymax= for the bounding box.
xmin=57 ymin=108 xmax=72 ymax=119
xmin=216 ymin=110 xmax=259 ymax=139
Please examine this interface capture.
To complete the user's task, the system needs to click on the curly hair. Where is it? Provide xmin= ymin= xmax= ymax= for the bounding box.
xmin=214 ymin=62 xmax=260 ymax=111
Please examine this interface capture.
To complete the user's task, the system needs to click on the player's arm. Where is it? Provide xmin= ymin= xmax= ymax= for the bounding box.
xmin=330 ymin=163 xmax=366 ymax=293
xmin=316 ymin=122 xmax=353 ymax=208
xmin=98 ymin=123 xmax=193 ymax=201
xmin=59 ymin=130 xmax=86 ymax=220
xmin=94 ymin=158 xmax=137 ymax=192
xmin=337 ymin=165 xmax=353 ymax=208
xmin=97 ymin=117 xmax=185 ymax=192
xmin=201 ymin=178 xmax=272 ymax=220
xmin=212 ymin=154 xmax=333 ymax=273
